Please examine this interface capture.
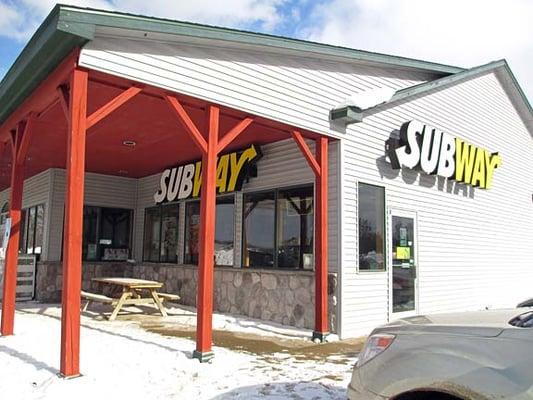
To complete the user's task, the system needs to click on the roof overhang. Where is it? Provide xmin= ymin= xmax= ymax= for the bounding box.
xmin=0 ymin=4 xmax=466 ymax=129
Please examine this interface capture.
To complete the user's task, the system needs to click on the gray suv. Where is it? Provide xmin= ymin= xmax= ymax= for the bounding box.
xmin=348 ymin=308 xmax=533 ymax=399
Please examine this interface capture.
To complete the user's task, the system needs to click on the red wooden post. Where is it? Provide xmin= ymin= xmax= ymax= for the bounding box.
xmin=193 ymin=105 xmax=219 ymax=362
xmin=0 ymin=131 xmax=25 ymax=336
xmin=60 ymin=68 xmax=88 ymax=377
xmin=313 ymin=137 xmax=329 ymax=342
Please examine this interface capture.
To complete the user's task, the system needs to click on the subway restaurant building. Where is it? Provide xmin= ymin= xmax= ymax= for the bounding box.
xmin=0 ymin=6 xmax=532 ymax=375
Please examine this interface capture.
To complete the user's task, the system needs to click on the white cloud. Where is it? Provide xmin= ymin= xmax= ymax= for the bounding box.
xmin=0 ymin=0 xmax=286 ymax=41
xmin=300 ymin=0 xmax=533 ymax=103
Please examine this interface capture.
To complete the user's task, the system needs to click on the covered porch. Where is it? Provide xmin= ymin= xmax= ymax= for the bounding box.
xmin=0 ymin=49 xmax=334 ymax=377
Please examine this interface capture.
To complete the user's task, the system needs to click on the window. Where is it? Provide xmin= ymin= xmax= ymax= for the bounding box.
xmin=184 ymin=196 xmax=235 ymax=266
xmin=143 ymin=203 xmax=178 ymax=263
xmin=358 ymin=183 xmax=385 ymax=271
xmin=20 ymin=204 xmax=44 ymax=255
xmin=82 ymin=206 xmax=132 ymax=261
xmin=242 ymin=185 xmax=314 ymax=269
xmin=242 ymin=191 xmax=275 ymax=268
xmin=277 ymin=186 xmax=314 ymax=269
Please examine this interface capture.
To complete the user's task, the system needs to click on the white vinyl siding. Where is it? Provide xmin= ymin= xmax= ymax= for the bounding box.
xmin=339 ymin=70 xmax=533 ymax=338
xmin=0 ymin=170 xmax=52 ymax=260
xmin=46 ymin=169 xmax=137 ymax=261
xmin=78 ymin=35 xmax=437 ymax=140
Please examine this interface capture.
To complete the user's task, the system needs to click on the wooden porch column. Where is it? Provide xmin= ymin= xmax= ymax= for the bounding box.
xmin=165 ymin=96 xmax=253 ymax=361
xmin=0 ymin=130 xmax=25 ymax=336
xmin=193 ymin=105 xmax=219 ymax=362
xmin=291 ymin=132 xmax=329 ymax=342
xmin=60 ymin=68 xmax=88 ymax=377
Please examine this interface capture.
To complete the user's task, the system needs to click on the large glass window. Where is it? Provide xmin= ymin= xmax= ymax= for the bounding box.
xmin=20 ymin=204 xmax=44 ymax=256
xmin=99 ymin=208 xmax=132 ymax=261
xmin=243 ymin=185 xmax=314 ymax=269
xmin=358 ymin=183 xmax=385 ymax=271
xmin=143 ymin=203 xmax=178 ymax=263
xmin=160 ymin=203 xmax=179 ymax=263
xmin=143 ymin=207 xmax=161 ymax=262
xmin=242 ymin=191 xmax=275 ymax=268
xmin=277 ymin=186 xmax=314 ymax=269
xmin=82 ymin=206 xmax=132 ymax=261
xmin=184 ymin=196 xmax=235 ymax=266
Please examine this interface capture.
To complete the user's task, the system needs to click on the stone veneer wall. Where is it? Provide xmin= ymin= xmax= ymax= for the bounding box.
xmin=35 ymin=262 xmax=338 ymax=332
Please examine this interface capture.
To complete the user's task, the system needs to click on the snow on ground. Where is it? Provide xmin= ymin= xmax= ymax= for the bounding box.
xmin=0 ymin=304 xmax=359 ymax=400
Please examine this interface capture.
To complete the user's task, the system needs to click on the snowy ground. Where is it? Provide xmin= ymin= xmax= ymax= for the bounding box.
xmin=0 ymin=303 xmax=361 ymax=400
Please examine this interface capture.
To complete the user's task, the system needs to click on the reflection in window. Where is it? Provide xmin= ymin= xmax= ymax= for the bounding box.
xmin=20 ymin=204 xmax=44 ymax=256
xmin=143 ymin=207 xmax=162 ymax=262
xmin=184 ymin=196 xmax=235 ymax=266
xmin=83 ymin=207 xmax=99 ymax=260
xmin=358 ymin=183 xmax=385 ymax=271
xmin=243 ymin=191 xmax=275 ymax=268
xmin=143 ymin=204 xmax=179 ymax=263
xmin=277 ymin=186 xmax=314 ymax=269
xmin=100 ymin=208 xmax=131 ymax=260
xmin=184 ymin=202 xmax=200 ymax=264
xmin=161 ymin=203 xmax=179 ymax=263
xmin=82 ymin=206 xmax=132 ymax=261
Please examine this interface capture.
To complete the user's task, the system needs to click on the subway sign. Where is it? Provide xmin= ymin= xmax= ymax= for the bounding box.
xmin=154 ymin=144 xmax=261 ymax=204
xmin=388 ymin=121 xmax=501 ymax=189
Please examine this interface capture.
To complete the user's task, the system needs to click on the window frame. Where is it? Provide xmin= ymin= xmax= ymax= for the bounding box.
xmin=183 ymin=193 xmax=236 ymax=267
xmin=19 ymin=203 xmax=45 ymax=256
xmin=356 ymin=181 xmax=387 ymax=273
xmin=142 ymin=202 xmax=179 ymax=263
xmin=81 ymin=205 xmax=133 ymax=262
xmin=241 ymin=183 xmax=315 ymax=270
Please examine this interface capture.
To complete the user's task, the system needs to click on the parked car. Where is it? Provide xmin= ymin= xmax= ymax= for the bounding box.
xmin=517 ymin=298 xmax=533 ymax=308
xmin=348 ymin=308 xmax=533 ymax=399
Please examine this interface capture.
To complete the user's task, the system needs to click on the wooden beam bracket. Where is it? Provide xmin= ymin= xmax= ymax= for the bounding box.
xmin=164 ymin=95 xmax=208 ymax=154
xmin=86 ymin=85 xmax=143 ymax=130
xmin=291 ymin=130 xmax=321 ymax=176
xmin=217 ymin=117 xmax=254 ymax=154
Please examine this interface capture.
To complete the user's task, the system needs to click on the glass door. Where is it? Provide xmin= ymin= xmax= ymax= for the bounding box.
xmin=389 ymin=210 xmax=418 ymax=318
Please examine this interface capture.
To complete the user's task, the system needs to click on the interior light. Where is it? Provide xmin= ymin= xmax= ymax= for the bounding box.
xmin=122 ymin=140 xmax=136 ymax=147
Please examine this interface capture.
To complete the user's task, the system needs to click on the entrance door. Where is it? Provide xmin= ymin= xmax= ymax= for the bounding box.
xmin=389 ymin=210 xmax=418 ymax=318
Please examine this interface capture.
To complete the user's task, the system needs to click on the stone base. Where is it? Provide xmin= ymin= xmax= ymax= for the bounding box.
xmin=192 ymin=350 xmax=214 ymax=363
xmin=312 ymin=330 xmax=329 ymax=343
xmin=35 ymin=262 xmax=338 ymax=333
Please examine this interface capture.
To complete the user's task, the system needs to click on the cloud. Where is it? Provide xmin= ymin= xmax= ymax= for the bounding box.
xmin=299 ymin=0 xmax=533 ymax=102
xmin=0 ymin=0 xmax=287 ymax=41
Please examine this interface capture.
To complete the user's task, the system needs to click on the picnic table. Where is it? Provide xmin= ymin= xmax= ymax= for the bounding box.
xmin=82 ymin=277 xmax=179 ymax=321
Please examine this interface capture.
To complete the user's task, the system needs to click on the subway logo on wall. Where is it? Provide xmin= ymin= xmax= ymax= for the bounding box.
xmin=389 ymin=120 xmax=501 ymax=189
xmin=154 ymin=144 xmax=261 ymax=204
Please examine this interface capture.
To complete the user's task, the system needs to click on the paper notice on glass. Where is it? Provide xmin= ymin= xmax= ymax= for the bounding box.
xmin=396 ymin=246 xmax=411 ymax=260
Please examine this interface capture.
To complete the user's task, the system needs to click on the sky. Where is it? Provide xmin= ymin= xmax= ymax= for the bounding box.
xmin=0 ymin=0 xmax=532 ymax=104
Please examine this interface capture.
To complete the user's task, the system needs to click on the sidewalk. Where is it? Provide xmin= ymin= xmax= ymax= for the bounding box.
xmin=0 ymin=304 xmax=361 ymax=399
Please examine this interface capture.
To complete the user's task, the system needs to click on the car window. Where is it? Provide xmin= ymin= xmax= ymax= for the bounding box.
xmin=509 ymin=311 xmax=533 ymax=328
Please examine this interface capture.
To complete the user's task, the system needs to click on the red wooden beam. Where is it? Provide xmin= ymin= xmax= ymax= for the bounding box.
xmin=60 ymin=68 xmax=88 ymax=378
xmin=193 ymin=105 xmax=219 ymax=362
xmin=57 ymin=85 xmax=70 ymax=123
xmin=164 ymin=95 xmax=207 ymax=155
xmin=0 ymin=50 xmax=79 ymax=143
xmin=313 ymin=136 xmax=329 ymax=341
xmin=0 ymin=128 xmax=25 ymax=336
xmin=86 ymin=86 xmax=143 ymax=130
xmin=291 ymin=130 xmax=321 ymax=176
xmin=16 ymin=114 xmax=36 ymax=165
xmin=217 ymin=117 xmax=254 ymax=154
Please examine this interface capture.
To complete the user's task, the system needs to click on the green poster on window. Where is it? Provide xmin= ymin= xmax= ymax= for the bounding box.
xmin=399 ymin=226 xmax=408 ymax=246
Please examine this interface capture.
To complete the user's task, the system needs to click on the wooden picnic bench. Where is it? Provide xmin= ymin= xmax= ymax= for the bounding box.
xmin=81 ymin=277 xmax=180 ymax=321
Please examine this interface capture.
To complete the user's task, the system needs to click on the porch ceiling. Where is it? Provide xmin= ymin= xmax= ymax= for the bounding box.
xmin=0 ymin=69 xmax=326 ymax=191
